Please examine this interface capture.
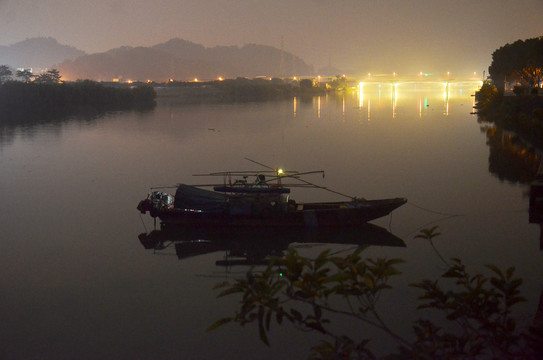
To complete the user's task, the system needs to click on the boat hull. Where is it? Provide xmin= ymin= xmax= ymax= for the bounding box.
xmin=138 ymin=198 xmax=407 ymax=228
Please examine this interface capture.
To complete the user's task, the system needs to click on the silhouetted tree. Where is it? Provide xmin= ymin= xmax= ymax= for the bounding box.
xmin=34 ymin=69 xmax=62 ymax=84
xmin=474 ymin=80 xmax=499 ymax=110
xmin=0 ymin=65 xmax=12 ymax=84
xmin=489 ymin=37 xmax=543 ymax=91
xmin=330 ymin=74 xmax=348 ymax=91
xmin=16 ymin=69 xmax=34 ymax=83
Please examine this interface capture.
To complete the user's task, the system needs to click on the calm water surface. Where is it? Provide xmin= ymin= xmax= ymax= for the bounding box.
xmin=1 ymin=82 xmax=541 ymax=359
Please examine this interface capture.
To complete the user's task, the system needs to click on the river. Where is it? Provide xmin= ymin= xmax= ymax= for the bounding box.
xmin=1 ymin=81 xmax=541 ymax=359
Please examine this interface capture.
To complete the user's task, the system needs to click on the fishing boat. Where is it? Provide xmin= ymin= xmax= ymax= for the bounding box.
xmin=137 ymin=159 xmax=407 ymax=229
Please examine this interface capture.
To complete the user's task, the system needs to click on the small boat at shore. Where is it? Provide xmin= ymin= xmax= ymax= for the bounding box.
xmin=137 ymin=160 xmax=407 ymax=229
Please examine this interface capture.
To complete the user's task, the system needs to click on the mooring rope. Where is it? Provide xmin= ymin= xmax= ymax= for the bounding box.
xmin=406 ymin=201 xmax=464 ymax=217
xmin=397 ymin=201 xmax=464 ymax=238
xmin=401 ymin=214 xmax=461 ymax=239
xmin=139 ymin=213 xmax=148 ymax=233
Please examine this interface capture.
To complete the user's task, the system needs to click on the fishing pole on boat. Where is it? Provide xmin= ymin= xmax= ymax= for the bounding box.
xmin=244 ymin=157 xmax=276 ymax=171
xmin=286 ymin=174 xmax=357 ymax=200
xmin=244 ymin=157 xmax=299 ymax=175
xmin=244 ymin=158 xmax=356 ymax=200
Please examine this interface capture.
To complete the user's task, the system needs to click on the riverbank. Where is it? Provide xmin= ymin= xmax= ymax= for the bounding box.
xmin=154 ymin=78 xmax=326 ymax=104
xmin=476 ymin=83 xmax=543 ymax=149
xmin=0 ymin=81 xmax=156 ymax=123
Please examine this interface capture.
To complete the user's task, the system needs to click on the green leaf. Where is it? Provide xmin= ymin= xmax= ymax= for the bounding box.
xmin=364 ymin=274 xmax=374 ymax=288
xmin=259 ymin=323 xmax=270 ymax=346
xmin=212 ymin=281 xmax=231 ymax=290
xmin=276 ymin=311 xmax=283 ymax=325
xmin=206 ymin=317 xmax=233 ymax=331
xmin=506 ymin=267 xmax=515 ymax=280
xmin=386 ymin=258 xmax=406 ymax=266
xmin=306 ymin=321 xmax=326 ymax=333
xmin=323 ymin=273 xmax=351 ymax=283
xmin=442 ymin=268 xmax=461 ymax=278
xmin=217 ymin=286 xmax=244 ymax=298
xmin=258 ymin=306 xmax=270 ymax=346
xmin=414 ymin=226 xmax=441 ymax=240
xmin=291 ymin=309 xmax=303 ymax=321
xmin=315 ymin=249 xmax=331 ymax=269
xmin=485 ymin=264 xmax=504 ymax=279
xmin=314 ymin=305 xmax=322 ymax=320
xmin=265 ymin=309 xmax=272 ymax=331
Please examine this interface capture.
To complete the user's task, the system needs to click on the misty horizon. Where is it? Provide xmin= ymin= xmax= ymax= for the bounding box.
xmin=1 ymin=0 xmax=541 ymax=77
xmin=0 ymin=35 xmax=529 ymax=79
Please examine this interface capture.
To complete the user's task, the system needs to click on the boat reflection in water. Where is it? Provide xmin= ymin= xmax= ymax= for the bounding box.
xmin=138 ymin=224 xmax=405 ymax=266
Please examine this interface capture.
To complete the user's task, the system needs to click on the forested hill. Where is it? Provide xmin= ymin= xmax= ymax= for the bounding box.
xmin=0 ymin=37 xmax=86 ymax=70
xmin=55 ymin=38 xmax=314 ymax=81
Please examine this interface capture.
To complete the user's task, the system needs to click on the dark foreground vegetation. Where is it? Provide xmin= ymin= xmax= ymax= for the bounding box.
xmin=209 ymin=228 xmax=543 ymax=359
xmin=157 ymin=77 xmax=326 ymax=103
xmin=0 ymin=79 xmax=156 ymax=123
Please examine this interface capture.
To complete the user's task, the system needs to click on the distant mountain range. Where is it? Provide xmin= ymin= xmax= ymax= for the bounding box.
xmin=0 ymin=37 xmax=86 ymax=71
xmin=0 ymin=37 xmax=315 ymax=81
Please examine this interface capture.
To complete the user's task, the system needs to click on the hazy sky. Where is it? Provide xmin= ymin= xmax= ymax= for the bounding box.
xmin=1 ymin=0 xmax=541 ymax=75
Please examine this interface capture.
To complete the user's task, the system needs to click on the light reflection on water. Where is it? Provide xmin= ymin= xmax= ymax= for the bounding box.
xmin=302 ymin=81 xmax=480 ymax=123
xmin=0 ymin=81 xmax=541 ymax=359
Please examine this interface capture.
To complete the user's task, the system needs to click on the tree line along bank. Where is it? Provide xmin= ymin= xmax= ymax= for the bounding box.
xmin=0 ymin=67 xmax=157 ymax=121
xmin=476 ymin=36 xmax=543 ymax=149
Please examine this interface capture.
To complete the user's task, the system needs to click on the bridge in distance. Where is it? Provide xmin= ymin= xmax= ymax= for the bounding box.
xmin=301 ymin=73 xmax=484 ymax=86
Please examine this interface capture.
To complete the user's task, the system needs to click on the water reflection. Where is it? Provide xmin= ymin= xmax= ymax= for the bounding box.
xmin=481 ymin=125 xmax=541 ymax=184
xmin=0 ymin=107 xmax=154 ymax=148
xmin=139 ymin=224 xmax=405 ymax=265
xmin=480 ymin=119 xmax=543 ymax=247
xmin=529 ymin=168 xmax=543 ymax=248
xmin=351 ymin=81 xmax=478 ymax=122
